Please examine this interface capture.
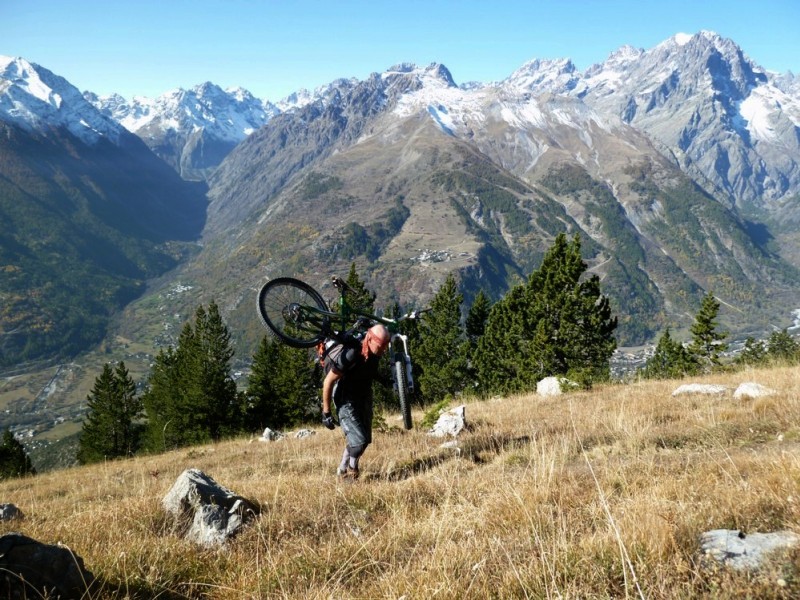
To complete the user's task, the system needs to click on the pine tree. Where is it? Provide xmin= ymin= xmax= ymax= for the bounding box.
xmin=0 ymin=428 xmax=35 ymax=479
xmin=415 ymin=274 xmax=468 ymax=403
xmin=464 ymin=290 xmax=491 ymax=392
xmin=465 ymin=290 xmax=491 ymax=345
xmin=246 ymin=336 xmax=319 ymax=430
xmin=641 ymin=328 xmax=698 ymax=380
xmin=688 ymin=292 xmax=728 ymax=369
xmin=77 ymin=361 xmax=143 ymax=463
xmin=766 ymin=329 xmax=800 ymax=363
xmin=142 ymin=301 xmax=239 ymax=451
xmin=475 ymin=233 xmax=617 ymax=394
xmin=735 ymin=337 xmax=767 ymax=366
xmin=195 ymin=302 xmax=240 ymax=438
xmin=344 ymin=263 xmax=376 ymax=313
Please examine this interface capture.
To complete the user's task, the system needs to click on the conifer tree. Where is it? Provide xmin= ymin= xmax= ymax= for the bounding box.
xmin=475 ymin=233 xmax=617 ymax=394
xmin=415 ymin=274 xmax=468 ymax=403
xmin=465 ymin=290 xmax=491 ymax=345
xmin=77 ymin=361 xmax=143 ymax=463
xmin=0 ymin=428 xmax=35 ymax=479
xmin=735 ymin=337 xmax=767 ymax=366
xmin=344 ymin=262 xmax=376 ymax=313
xmin=641 ymin=328 xmax=698 ymax=380
xmin=246 ymin=336 xmax=319 ymax=430
xmin=688 ymin=292 xmax=728 ymax=369
xmin=766 ymin=329 xmax=800 ymax=363
xmin=142 ymin=301 xmax=239 ymax=451
xmin=464 ymin=290 xmax=491 ymax=391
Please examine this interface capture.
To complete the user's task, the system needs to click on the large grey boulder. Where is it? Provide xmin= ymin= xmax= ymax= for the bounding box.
xmin=700 ymin=529 xmax=800 ymax=570
xmin=0 ymin=532 xmax=94 ymax=599
xmin=259 ymin=427 xmax=285 ymax=442
xmin=162 ymin=468 xmax=259 ymax=547
xmin=428 ymin=405 xmax=466 ymax=438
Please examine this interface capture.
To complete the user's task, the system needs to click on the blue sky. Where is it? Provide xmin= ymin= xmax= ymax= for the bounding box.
xmin=3 ymin=0 xmax=799 ymax=101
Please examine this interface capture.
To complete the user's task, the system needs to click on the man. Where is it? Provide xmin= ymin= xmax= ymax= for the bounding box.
xmin=322 ymin=324 xmax=390 ymax=479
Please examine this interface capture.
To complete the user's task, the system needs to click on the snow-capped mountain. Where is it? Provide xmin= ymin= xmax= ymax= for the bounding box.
xmin=509 ymin=31 xmax=800 ymax=215
xmin=0 ymin=57 xmax=206 ymax=369
xmin=196 ymin=38 xmax=800 ymax=355
xmin=85 ymin=78 xmax=367 ymax=180
xmin=0 ymin=56 xmax=130 ymax=146
xmin=86 ymin=83 xmax=279 ymax=142
xmin=85 ymin=82 xmax=282 ymax=181
xmin=3 ymin=31 xmax=800 ymax=369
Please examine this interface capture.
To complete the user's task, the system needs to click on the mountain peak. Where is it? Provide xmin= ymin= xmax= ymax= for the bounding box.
xmin=504 ymin=57 xmax=578 ymax=93
xmin=1 ymin=54 xmax=126 ymax=144
xmin=384 ymin=62 xmax=457 ymax=88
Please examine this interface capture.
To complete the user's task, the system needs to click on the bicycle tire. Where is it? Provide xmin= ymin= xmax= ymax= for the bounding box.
xmin=257 ymin=277 xmax=330 ymax=348
xmin=393 ymin=357 xmax=413 ymax=430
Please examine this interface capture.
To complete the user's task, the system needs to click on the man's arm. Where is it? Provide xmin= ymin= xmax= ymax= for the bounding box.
xmin=322 ymin=368 xmax=343 ymax=414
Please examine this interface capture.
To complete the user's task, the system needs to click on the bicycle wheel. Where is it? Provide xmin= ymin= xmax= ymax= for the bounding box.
xmin=257 ymin=277 xmax=330 ymax=348
xmin=393 ymin=357 xmax=413 ymax=430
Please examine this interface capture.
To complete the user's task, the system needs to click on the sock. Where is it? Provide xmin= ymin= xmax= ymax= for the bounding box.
xmin=349 ymin=455 xmax=360 ymax=471
xmin=339 ymin=447 xmax=350 ymax=472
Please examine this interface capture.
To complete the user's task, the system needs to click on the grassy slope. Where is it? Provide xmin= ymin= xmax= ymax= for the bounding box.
xmin=1 ymin=366 xmax=799 ymax=599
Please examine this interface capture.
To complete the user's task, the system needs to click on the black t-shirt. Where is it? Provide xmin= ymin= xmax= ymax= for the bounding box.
xmin=330 ymin=344 xmax=381 ymax=407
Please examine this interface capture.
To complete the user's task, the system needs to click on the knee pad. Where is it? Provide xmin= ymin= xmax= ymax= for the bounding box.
xmin=347 ymin=443 xmax=368 ymax=459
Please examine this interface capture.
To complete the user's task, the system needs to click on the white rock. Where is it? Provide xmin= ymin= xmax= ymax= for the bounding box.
xmin=428 ymin=405 xmax=466 ymax=438
xmin=733 ymin=382 xmax=777 ymax=400
xmin=671 ymin=383 xmax=728 ymax=396
xmin=700 ymin=529 xmax=800 ymax=570
xmin=537 ymin=377 xmax=563 ymax=396
xmin=259 ymin=427 xmax=285 ymax=442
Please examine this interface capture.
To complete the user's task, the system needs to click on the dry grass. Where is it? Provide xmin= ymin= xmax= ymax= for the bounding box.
xmin=2 ymin=366 xmax=800 ymax=599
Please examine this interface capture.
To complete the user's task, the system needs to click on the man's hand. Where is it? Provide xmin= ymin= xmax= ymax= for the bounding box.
xmin=322 ymin=412 xmax=338 ymax=430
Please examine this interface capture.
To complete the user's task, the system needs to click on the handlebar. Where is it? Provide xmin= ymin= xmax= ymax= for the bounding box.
xmin=330 ymin=274 xmax=429 ymax=327
xmin=331 ymin=276 xmax=352 ymax=293
xmin=398 ymin=308 xmax=431 ymax=321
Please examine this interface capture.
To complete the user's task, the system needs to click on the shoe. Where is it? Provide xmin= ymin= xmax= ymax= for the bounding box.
xmin=337 ymin=466 xmax=360 ymax=480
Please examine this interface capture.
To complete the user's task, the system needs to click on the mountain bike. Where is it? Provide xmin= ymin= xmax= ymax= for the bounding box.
xmin=256 ymin=276 xmax=426 ymax=429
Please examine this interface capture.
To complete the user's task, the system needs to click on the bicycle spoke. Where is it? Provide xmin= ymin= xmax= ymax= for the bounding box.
xmin=257 ymin=278 xmax=329 ymax=348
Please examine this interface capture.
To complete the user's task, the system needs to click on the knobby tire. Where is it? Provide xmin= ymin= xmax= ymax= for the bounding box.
xmin=257 ymin=277 xmax=329 ymax=348
xmin=394 ymin=357 xmax=413 ymax=430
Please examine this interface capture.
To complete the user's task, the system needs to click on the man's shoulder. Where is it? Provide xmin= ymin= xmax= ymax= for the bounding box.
xmin=327 ymin=336 xmax=363 ymax=373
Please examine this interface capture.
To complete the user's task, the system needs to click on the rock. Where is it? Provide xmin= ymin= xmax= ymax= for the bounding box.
xmin=733 ymin=382 xmax=777 ymax=400
xmin=294 ymin=429 xmax=316 ymax=439
xmin=428 ymin=405 xmax=466 ymax=438
xmin=162 ymin=468 xmax=259 ymax=547
xmin=0 ymin=532 xmax=95 ymax=599
xmin=259 ymin=427 xmax=285 ymax=442
xmin=0 ymin=504 xmax=22 ymax=521
xmin=537 ymin=377 xmax=563 ymax=397
xmin=671 ymin=383 xmax=728 ymax=396
xmin=700 ymin=529 xmax=800 ymax=570
xmin=537 ymin=377 xmax=578 ymax=396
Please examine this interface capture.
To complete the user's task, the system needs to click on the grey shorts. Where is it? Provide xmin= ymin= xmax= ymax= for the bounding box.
xmin=336 ymin=396 xmax=373 ymax=448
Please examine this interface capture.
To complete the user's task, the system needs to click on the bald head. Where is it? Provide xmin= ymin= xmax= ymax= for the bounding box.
xmin=363 ymin=324 xmax=390 ymax=357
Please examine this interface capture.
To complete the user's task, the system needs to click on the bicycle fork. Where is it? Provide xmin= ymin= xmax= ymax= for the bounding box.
xmin=389 ymin=333 xmax=415 ymax=395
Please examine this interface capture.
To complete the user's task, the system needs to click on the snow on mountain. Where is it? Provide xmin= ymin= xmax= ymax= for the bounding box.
xmin=502 ymin=58 xmax=580 ymax=93
xmin=391 ymin=59 xmax=617 ymax=143
xmin=86 ymin=82 xmax=280 ymax=143
xmin=0 ymin=55 xmax=127 ymax=144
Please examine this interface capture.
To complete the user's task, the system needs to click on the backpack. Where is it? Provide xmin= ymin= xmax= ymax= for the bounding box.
xmin=317 ymin=331 xmax=363 ymax=374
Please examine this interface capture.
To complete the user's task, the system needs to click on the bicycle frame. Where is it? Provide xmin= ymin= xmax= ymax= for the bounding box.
xmin=325 ymin=276 xmax=419 ymax=396
xmin=257 ymin=275 xmax=423 ymax=429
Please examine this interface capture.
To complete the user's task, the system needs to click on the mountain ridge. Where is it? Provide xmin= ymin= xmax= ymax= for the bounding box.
xmin=2 ymin=31 xmax=800 ymax=365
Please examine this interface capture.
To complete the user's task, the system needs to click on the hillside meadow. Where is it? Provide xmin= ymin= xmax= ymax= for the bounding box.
xmin=1 ymin=366 xmax=799 ymax=599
